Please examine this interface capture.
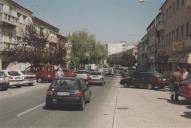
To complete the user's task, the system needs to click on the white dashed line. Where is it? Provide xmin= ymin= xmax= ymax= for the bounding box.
xmin=16 ymin=102 xmax=45 ymax=117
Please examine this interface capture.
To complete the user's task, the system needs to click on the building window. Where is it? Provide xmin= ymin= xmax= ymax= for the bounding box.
xmin=176 ymin=0 xmax=179 ymax=10
xmin=173 ymin=2 xmax=175 ymax=13
xmin=186 ymin=22 xmax=190 ymax=37
xmin=181 ymin=0 xmax=185 ymax=7
xmin=180 ymin=25 xmax=184 ymax=40
xmin=0 ymin=3 xmax=3 ymax=12
xmin=176 ymin=27 xmax=179 ymax=41
xmin=169 ymin=6 xmax=172 ymax=17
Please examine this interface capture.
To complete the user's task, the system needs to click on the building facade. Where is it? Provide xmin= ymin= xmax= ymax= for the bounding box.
xmin=0 ymin=0 xmax=32 ymax=69
xmin=138 ymin=0 xmax=191 ymax=73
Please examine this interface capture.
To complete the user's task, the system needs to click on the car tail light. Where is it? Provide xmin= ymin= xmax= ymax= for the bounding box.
xmin=72 ymin=91 xmax=84 ymax=96
xmin=8 ymin=76 xmax=13 ymax=80
xmin=47 ymin=91 xmax=54 ymax=96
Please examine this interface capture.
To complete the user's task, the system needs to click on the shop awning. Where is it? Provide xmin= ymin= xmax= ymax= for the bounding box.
xmin=168 ymin=52 xmax=191 ymax=63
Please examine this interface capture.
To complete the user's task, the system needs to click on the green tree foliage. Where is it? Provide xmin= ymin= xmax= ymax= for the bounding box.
xmin=108 ymin=52 xmax=137 ymax=67
xmin=67 ymin=31 xmax=107 ymax=68
xmin=2 ymin=24 xmax=67 ymax=66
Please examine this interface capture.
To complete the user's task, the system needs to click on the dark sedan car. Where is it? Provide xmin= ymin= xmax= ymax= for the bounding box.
xmin=46 ymin=77 xmax=91 ymax=110
xmin=120 ymin=71 xmax=169 ymax=89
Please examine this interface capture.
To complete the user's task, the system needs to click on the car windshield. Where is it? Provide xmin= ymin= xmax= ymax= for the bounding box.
xmin=0 ymin=72 xmax=5 ymax=77
xmin=91 ymin=72 xmax=102 ymax=75
xmin=7 ymin=71 xmax=20 ymax=76
xmin=77 ymin=70 xmax=88 ymax=74
xmin=21 ymin=71 xmax=33 ymax=75
xmin=51 ymin=79 xmax=81 ymax=91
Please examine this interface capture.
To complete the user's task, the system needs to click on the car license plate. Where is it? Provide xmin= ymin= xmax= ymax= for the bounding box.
xmin=57 ymin=92 xmax=70 ymax=96
xmin=48 ymin=75 xmax=51 ymax=77
xmin=162 ymin=79 xmax=166 ymax=81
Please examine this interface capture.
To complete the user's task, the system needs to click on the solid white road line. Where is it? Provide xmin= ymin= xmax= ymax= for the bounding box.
xmin=16 ymin=102 xmax=45 ymax=117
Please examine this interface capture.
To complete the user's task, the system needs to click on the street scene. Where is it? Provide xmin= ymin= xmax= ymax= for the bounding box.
xmin=0 ymin=0 xmax=191 ymax=128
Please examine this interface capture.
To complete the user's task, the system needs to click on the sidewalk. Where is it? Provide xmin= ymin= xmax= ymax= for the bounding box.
xmin=113 ymin=78 xmax=191 ymax=128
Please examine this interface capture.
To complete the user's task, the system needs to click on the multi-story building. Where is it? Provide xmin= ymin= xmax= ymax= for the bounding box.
xmin=138 ymin=0 xmax=191 ymax=73
xmin=32 ymin=16 xmax=59 ymax=48
xmin=0 ymin=0 xmax=32 ymax=69
xmin=107 ymin=41 xmax=136 ymax=56
xmin=159 ymin=0 xmax=191 ymax=71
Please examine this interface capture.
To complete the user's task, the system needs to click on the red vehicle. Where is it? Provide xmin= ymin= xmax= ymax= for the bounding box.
xmin=171 ymin=79 xmax=191 ymax=101
xmin=26 ymin=64 xmax=56 ymax=83
xmin=63 ymin=69 xmax=77 ymax=77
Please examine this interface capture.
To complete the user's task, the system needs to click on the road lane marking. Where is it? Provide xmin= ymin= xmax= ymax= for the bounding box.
xmin=16 ymin=102 xmax=45 ymax=117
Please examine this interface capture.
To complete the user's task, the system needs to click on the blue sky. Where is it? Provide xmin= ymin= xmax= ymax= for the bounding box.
xmin=16 ymin=0 xmax=165 ymax=43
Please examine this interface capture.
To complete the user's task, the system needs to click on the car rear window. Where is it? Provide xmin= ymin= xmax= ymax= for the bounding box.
xmin=77 ymin=70 xmax=88 ymax=74
xmin=91 ymin=72 xmax=102 ymax=75
xmin=8 ymin=71 xmax=21 ymax=76
xmin=0 ymin=72 xmax=5 ymax=77
xmin=21 ymin=71 xmax=33 ymax=75
xmin=50 ymin=79 xmax=81 ymax=91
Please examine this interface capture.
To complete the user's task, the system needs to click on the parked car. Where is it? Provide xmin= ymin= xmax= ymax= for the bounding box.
xmin=76 ymin=70 xmax=90 ymax=82
xmin=88 ymin=71 xmax=105 ymax=85
xmin=63 ymin=69 xmax=77 ymax=77
xmin=170 ymin=78 xmax=191 ymax=102
xmin=0 ymin=71 xmax=9 ymax=91
xmin=26 ymin=64 xmax=55 ymax=83
xmin=46 ymin=77 xmax=91 ymax=110
xmin=120 ymin=71 xmax=169 ymax=89
xmin=18 ymin=71 xmax=36 ymax=86
xmin=2 ymin=70 xmax=24 ymax=88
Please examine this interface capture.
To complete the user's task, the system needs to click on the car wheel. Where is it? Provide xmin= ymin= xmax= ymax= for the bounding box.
xmin=87 ymin=96 xmax=91 ymax=103
xmin=79 ymin=98 xmax=85 ymax=110
xmin=124 ymin=82 xmax=129 ymax=88
xmin=28 ymin=83 xmax=34 ymax=86
xmin=170 ymin=94 xmax=175 ymax=101
xmin=175 ymin=94 xmax=179 ymax=102
xmin=2 ymin=86 xmax=8 ymax=91
xmin=147 ymin=83 xmax=153 ymax=90
xmin=37 ymin=78 xmax=42 ymax=83
xmin=17 ymin=85 xmax=21 ymax=88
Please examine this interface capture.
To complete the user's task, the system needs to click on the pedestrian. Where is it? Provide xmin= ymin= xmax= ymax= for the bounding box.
xmin=170 ymin=66 xmax=182 ymax=101
xmin=182 ymin=67 xmax=190 ymax=80
xmin=56 ymin=68 xmax=64 ymax=78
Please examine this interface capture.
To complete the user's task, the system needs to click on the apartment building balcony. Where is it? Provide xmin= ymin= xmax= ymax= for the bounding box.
xmin=157 ymin=22 xmax=164 ymax=32
xmin=0 ymin=12 xmax=17 ymax=27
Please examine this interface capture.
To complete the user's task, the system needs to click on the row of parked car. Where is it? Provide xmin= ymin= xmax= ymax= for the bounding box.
xmin=0 ymin=64 xmax=110 ymax=91
xmin=0 ymin=70 xmax=36 ymax=91
xmin=119 ymin=67 xmax=191 ymax=102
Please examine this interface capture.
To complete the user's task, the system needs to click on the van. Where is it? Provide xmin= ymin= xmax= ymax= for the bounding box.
xmin=26 ymin=64 xmax=56 ymax=83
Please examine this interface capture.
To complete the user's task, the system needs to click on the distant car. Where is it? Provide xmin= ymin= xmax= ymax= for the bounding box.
xmin=2 ymin=70 xmax=24 ymax=88
xmin=88 ymin=71 xmax=105 ymax=85
xmin=120 ymin=71 xmax=169 ymax=89
xmin=0 ymin=71 xmax=9 ymax=91
xmin=46 ymin=77 xmax=91 ymax=110
xmin=76 ymin=70 xmax=90 ymax=81
xmin=104 ymin=68 xmax=114 ymax=77
xmin=63 ymin=69 xmax=77 ymax=77
xmin=18 ymin=71 xmax=36 ymax=86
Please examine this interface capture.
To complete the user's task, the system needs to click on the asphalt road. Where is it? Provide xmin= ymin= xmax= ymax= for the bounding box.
xmin=0 ymin=77 xmax=191 ymax=128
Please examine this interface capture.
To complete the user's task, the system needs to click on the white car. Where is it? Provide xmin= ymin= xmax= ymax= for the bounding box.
xmin=2 ymin=70 xmax=24 ymax=88
xmin=88 ymin=71 xmax=105 ymax=85
xmin=18 ymin=71 xmax=36 ymax=86
xmin=76 ymin=70 xmax=90 ymax=81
